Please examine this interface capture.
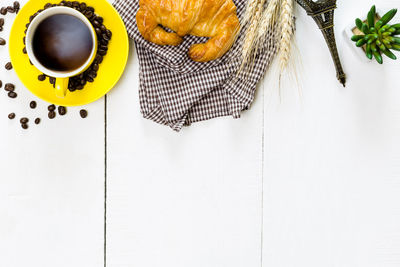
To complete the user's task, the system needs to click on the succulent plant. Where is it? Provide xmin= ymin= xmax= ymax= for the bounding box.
xmin=351 ymin=5 xmax=400 ymax=64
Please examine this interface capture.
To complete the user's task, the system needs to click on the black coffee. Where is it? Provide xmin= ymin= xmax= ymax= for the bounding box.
xmin=32 ymin=14 xmax=93 ymax=72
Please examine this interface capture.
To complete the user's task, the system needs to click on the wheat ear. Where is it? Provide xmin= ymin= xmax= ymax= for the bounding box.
xmin=240 ymin=0 xmax=266 ymax=68
xmin=242 ymin=0 xmax=260 ymax=26
xmin=256 ymin=0 xmax=281 ymax=42
xmin=278 ymin=0 xmax=294 ymax=73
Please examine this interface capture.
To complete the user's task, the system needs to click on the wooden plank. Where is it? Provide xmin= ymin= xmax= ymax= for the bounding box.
xmin=0 ymin=1 xmax=106 ymax=266
xmin=263 ymin=1 xmax=400 ymax=266
xmin=106 ymin=44 xmax=264 ymax=267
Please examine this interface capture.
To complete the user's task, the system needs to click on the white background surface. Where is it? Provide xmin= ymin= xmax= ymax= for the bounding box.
xmin=1 ymin=0 xmax=400 ymax=266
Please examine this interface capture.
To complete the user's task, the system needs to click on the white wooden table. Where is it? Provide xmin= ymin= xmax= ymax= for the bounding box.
xmin=1 ymin=0 xmax=400 ymax=266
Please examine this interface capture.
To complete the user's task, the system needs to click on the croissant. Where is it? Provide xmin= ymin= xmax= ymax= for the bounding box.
xmin=136 ymin=0 xmax=240 ymax=62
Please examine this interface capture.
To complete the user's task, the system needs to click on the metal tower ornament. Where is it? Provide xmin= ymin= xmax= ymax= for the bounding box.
xmin=296 ymin=0 xmax=346 ymax=86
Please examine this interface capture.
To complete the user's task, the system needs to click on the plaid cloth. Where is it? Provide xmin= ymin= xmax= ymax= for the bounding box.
xmin=113 ymin=0 xmax=276 ymax=131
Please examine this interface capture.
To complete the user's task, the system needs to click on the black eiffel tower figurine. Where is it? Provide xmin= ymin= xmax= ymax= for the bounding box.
xmin=296 ymin=0 xmax=346 ymax=87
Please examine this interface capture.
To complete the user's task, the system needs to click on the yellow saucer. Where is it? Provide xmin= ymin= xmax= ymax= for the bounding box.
xmin=9 ymin=0 xmax=129 ymax=106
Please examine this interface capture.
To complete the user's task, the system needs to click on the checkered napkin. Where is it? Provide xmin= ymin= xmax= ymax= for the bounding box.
xmin=113 ymin=0 xmax=276 ymax=131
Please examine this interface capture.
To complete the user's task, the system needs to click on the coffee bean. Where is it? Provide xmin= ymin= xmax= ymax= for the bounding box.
xmin=23 ymin=36 xmax=25 ymax=44
xmin=106 ymin=29 xmax=112 ymax=38
xmin=8 ymin=113 xmax=15 ymax=120
xmin=95 ymin=55 xmax=103 ymax=64
xmin=29 ymin=60 xmax=33 ymax=65
xmin=21 ymin=123 xmax=28 ymax=130
xmin=93 ymin=20 xmax=100 ymax=27
xmin=88 ymin=72 xmax=97 ymax=79
xmin=87 ymin=6 xmax=95 ymax=13
xmin=58 ymin=106 xmax=67 ymax=116
xmin=79 ymin=3 xmax=86 ymax=10
xmin=92 ymin=64 xmax=99 ymax=71
xmin=34 ymin=118 xmax=41 ymax=124
xmin=13 ymin=1 xmax=20 ymax=11
xmin=7 ymin=7 xmax=15 ymax=13
xmin=5 ymin=83 xmax=15 ymax=91
xmin=85 ymin=11 xmax=93 ymax=19
xmin=49 ymin=77 xmax=56 ymax=84
xmin=0 ymin=38 xmax=5 ymax=45
xmin=5 ymin=62 xmax=12 ymax=70
xmin=80 ymin=109 xmax=88 ymax=118
xmin=95 ymin=27 xmax=102 ymax=36
xmin=98 ymin=49 xmax=107 ymax=56
xmin=8 ymin=91 xmax=17 ymax=98
xmin=0 ymin=7 xmax=7 ymax=15
xmin=44 ymin=3 xmax=52 ymax=9
xmin=102 ymin=33 xmax=110 ymax=41
xmin=30 ymin=101 xmax=37 ymax=109
xmin=48 ymin=104 xmax=56 ymax=111
xmin=100 ymin=25 xmax=107 ymax=32
xmin=20 ymin=117 xmax=28 ymax=124
xmin=96 ymin=16 xmax=103 ymax=24
xmin=0 ymin=80 xmax=2 ymax=88
xmin=22 ymin=47 xmax=27 ymax=54
xmin=48 ymin=111 xmax=56 ymax=119
xmin=0 ymin=26 xmax=3 ymax=32
xmin=100 ymin=39 xmax=108 ymax=46
xmin=0 ymin=18 xmax=4 ymax=27
xmin=25 ymin=23 xmax=30 ymax=29
xmin=87 ymin=77 xmax=94 ymax=83
xmin=38 ymin=74 xmax=46 ymax=81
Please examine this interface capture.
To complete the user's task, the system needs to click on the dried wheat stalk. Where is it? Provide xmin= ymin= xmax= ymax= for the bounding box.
xmin=277 ymin=0 xmax=295 ymax=73
xmin=240 ymin=0 xmax=265 ymax=69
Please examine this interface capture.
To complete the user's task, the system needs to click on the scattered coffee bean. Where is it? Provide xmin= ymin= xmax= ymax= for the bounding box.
xmin=0 ymin=38 xmax=4 ymax=46
xmin=80 ymin=109 xmax=88 ymax=118
xmin=8 ymin=91 xmax=17 ymax=98
xmin=49 ymin=77 xmax=56 ymax=84
xmin=0 ymin=7 xmax=7 ymax=15
xmin=58 ymin=106 xmax=67 ymax=116
xmin=0 ymin=18 xmax=4 ymax=27
xmin=6 ymin=7 xmax=15 ymax=13
xmin=8 ymin=113 xmax=15 ymax=120
xmin=5 ymin=83 xmax=15 ymax=91
xmin=30 ymin=101 xmax=37 ymax=109
xmin=20 ymin=117 xmax=28 ymax=124
xmin=5 ymin=62 xmax=12 ymax=70
xmin=21 ymin=123 xmax=28 ymax=129
xmin=48 ymin=104 xmax=56 ymax=111
xmin=38 ymin=74 xmax=46 ymax=81
xmin=48 ymin=111 xmax=56 ymax=119
xmin=34 ymin=118 xmax=41 ymax=124
xmin=13 ymin=1 xmax=20 ymax=11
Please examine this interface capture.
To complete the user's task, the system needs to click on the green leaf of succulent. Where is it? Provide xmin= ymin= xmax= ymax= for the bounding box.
xmin=392 ymin=44 xmax=400 ymax=51
xmin=376 ymin=20 xmax=383 ymax=30
xmin=362 ymin=23 xmax=370 ymax=34
xmin=356 ymin=18 xmax=363 ymax=30
xmin=356 ymin=38 xmax=367 ymax=47
xmin=380 ymin=9 xmax=398 ymax=26
xmin=373 ymin=50 xmax=383 ymax=64
xmin=368 ymin=6 xmax=375 ymax=27
xmin=366 ymin=43 xmax=373 ymax=59
xmin=351 ymin=35 xmax=364 ymax=42
xmin=382 ymin=49 xmax=397 ymax=60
